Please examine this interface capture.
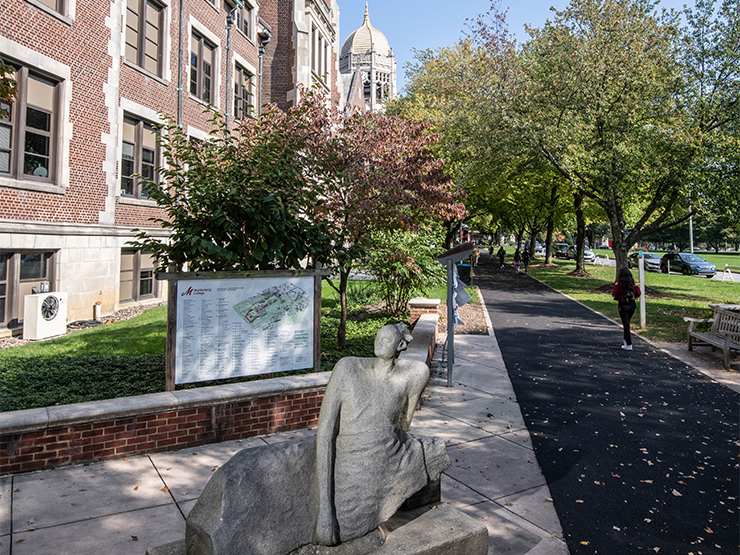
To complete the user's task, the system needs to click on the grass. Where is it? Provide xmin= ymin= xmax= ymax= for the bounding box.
xmin=0 ymin=281 xmax=401 ymax=411
xmin=528 ymin=259 xmax=739 ymax=342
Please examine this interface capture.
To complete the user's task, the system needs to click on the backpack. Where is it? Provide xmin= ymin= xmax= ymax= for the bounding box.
xmin=625 ymin=289 xmax=635 ymax=301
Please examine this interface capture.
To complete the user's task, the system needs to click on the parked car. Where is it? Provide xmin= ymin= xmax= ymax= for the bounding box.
xmin=660 ymin=252 xmax=716 ymax=278
xmin=628 ymin=252 xmax=661 ymax=272
xmin=535 ymin=243 xmax=546 ymax=257
xmin=552 ymin=243 xmax=570 ymax=259
xmin=595 ymin=245 xmax=611 ymax=249
xmin=566 ymin=246 xmax=596 ymax=263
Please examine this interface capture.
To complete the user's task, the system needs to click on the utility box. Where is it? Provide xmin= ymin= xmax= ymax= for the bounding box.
xmin=23 ymin=292 xmax=68 ymax=340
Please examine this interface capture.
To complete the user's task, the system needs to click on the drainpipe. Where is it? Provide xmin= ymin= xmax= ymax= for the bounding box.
xmin=177 ymin=0 xmax=185 ymax=127
xmin=257 ymin=27 xmax=271 ymax=116
xmin=225 ymin=7 xmax=238 ymax=129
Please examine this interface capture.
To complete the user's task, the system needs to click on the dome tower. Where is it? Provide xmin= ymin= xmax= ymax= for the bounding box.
xmin=340 ymin=4 xmax=396 ymax=111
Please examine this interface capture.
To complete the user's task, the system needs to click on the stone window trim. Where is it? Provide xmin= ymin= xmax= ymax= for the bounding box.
xmin=24 ymin=0 xmax=76 ymax=24
xmin=119 ymin=248 xmax=159 ymax=304
xmin=118 ymin=99 xmax=166 ymax=201
xmin=125 ymin=0 xmax=167 ymax=78
xmin=0 ymin=37 xmax=72 ymax=194
xmin=186 ymin=126 xmax=213 ymax=143
xmin=232 ymin=53 xmax=256 ymax=122
xmin=121 ymin=0 xmax=172 ymax=83
xmin=0 ymin=249 xmax=58 ymax=329
xmin=225 ymin=0 xmax=257 ymax=42
xmin=121 ymin=58 xmax=170 ymax=87
xmin=188 ymin=17 xmax=221 ymax=108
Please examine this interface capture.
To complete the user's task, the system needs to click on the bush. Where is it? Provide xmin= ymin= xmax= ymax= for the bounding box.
xmin=360 ymin=227 xmax=446 ymax=316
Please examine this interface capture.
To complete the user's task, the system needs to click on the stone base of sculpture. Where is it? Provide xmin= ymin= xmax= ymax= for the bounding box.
xmin=147 ymin=324 xmax=489 ymax=555
xmin=148 ymin=500 xmax=488 ymax=555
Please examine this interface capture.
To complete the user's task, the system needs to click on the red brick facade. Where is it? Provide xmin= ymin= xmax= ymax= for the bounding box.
xmin=0 ymin=389 xmax=325 ymax=475
xmin=0 ymin=0 xmax=340 ymax=328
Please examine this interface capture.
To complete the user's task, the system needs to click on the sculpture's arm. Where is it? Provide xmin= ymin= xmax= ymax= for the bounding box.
xmin=315 ymin=374 xmax=342 ymax=546
xmin=399 ymin=361 xmax=429 ymax=431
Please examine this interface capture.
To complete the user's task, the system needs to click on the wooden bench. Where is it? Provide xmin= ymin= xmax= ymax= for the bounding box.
xmin=684 ymin=305 xmax=740 ymax=369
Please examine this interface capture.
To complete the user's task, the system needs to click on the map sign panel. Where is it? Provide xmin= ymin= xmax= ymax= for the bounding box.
xmin=175 ymin=276 xmax=314 ymax=384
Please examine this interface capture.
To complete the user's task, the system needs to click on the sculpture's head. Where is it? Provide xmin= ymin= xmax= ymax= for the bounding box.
xmin=374 ymin=323 xmax=413 ymax=360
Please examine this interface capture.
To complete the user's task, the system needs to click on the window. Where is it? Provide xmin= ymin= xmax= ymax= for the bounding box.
xmin=190 ymin=31 xmax=216 ymax=103
xmin=311 ymin=26 xmax=317 ymax=72
xmin=234 ymin=64 xmax=253 ymax=120
xmin=126 ymin=0 xmax=165 ymax=77
xmin=0 ymin=254 xmax=8 ymax=325
xmin=37 ymin=0 xmax=63 ymax=12
xmin=0 ymin=66 xmax=58 ymax=182
xmin=120 ymin=250 xmax=157 ymax=303
xmin=121 ymin=115 xmax=158 ymax=199
xmin=0 ymin=251 xmax=55 ymax=328
xmin=225 ymin=0 xmax=254 ymax=39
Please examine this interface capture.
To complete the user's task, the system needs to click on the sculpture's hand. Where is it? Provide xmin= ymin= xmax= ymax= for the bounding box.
xmin=316 ymin=508 xmax=340 ymax=546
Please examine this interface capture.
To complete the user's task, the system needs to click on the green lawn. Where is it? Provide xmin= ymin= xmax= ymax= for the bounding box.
xmin=528 ymin=259 xmax=739 ymax=342
xmin=0 ymin=282 xmax=395 ymax=411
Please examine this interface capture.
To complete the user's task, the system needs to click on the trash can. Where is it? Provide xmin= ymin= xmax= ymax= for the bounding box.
xmin=457 ymin=264 xmax=471 ymax=286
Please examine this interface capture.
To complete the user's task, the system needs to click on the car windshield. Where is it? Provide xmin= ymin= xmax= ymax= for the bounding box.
xmin=679 ymin=253 xmax=707 ymax=263
xmin=644 ymin=253 xmax=659 ymax=259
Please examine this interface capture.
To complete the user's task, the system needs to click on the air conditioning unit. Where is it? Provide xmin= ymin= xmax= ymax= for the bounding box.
xmin=23 ymin=292 xmax=68 ymax=340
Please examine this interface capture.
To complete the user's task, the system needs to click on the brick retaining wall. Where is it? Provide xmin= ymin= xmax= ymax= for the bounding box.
xmin=0 ymin=314 xmax=438 ymax=476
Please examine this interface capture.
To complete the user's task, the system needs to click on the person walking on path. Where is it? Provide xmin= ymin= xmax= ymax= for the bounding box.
xmin=611 ymin=267 xmax=641 ymax=350
xmin=497 ymin=246 xmax=506 ymax=268
xmin=522 ymin=249 xmax=530 ymax=273
xmin=513 ymin=249 xmax=522 ymax=272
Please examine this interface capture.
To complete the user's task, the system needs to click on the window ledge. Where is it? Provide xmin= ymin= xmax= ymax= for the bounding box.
xmin=310 ymin=71 xmax=330 ymax=92
xmin=25 ymin=0 xmax=73 ymax=25
xmin=118 ymin=196 xmax=160 ymax=207
xmin=235 ymin=27 xmax=255 ymax=45
xmin=189 ymin=94 xmax=218 ymax=111
xmin=0 ymin=176 xmax=65 ymax=195
xmin=122 ymin=59 xmax=169 ymax=87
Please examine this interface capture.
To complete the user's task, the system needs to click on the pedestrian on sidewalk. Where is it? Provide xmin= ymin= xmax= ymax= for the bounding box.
xmin=471 ymin=246 xmax=480 ymax=267
xmin=513 ymin=249 xmax=522 ymax=272
xmin=522 ymin=249 xmax=530 ymax=273
xmin=612 ymin=267 xmax=641 ymax=350
xmin=497 ymin=246 xmax=506 ymax=268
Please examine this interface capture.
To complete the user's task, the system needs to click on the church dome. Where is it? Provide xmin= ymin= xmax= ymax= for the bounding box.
xmin=341 ymin=4 xmax=391 ymax=59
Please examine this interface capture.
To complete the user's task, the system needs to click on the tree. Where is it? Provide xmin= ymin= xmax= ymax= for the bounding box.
xmin=132 ymin=88 xmax=339 ymax=271
xmin=0 ymin=59 xmax=17 ymax=119
xmin=325 ymin=110 xmax=467 ymax=348
xmin=512 ymin=0 xmax=740 ymax=269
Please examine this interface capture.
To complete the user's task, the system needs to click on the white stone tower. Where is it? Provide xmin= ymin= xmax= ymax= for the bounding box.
xmin=339 ymin=3 xmax=396 ymax=111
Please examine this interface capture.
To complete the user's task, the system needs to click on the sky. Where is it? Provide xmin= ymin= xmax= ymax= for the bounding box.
xmin=338 ymin=0 xmax=691 ymax=93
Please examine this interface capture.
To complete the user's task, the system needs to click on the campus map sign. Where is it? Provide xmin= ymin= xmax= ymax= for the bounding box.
xmin=174 ymin=276 xmax=314 ymax=384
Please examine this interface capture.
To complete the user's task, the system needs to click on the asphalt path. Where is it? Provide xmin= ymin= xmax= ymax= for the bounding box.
xmin=474 ymin=260 xmax=739 ymax=555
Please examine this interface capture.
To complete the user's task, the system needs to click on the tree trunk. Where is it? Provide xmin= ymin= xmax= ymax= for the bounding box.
xmin=574 ymin=190 xmax=586 ymax=273
xmin=545 ymin=216 xmax=554 ymax=264
xmin=337 ymin=268 xmax=349 ymax=349
xmin=443 ymin=220 xmax=460 ymax=249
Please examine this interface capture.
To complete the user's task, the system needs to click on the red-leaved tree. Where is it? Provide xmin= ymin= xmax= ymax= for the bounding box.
xmin=325 ymin=110 xmax=467 ymax=348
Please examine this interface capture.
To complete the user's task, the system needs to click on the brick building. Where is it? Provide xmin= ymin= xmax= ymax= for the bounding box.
xmin=0 ymin=0 xmax=340 ymax=336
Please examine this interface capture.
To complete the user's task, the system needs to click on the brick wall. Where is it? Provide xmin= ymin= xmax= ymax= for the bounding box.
xmin=0 ymin=389 xmax=325 ymax=475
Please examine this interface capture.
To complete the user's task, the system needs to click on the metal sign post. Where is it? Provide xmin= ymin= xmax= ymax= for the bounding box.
xmin=446 ymin=260 xmax=455 ymax=387
xmin=638 ymin=254 xmax=646 ymax=329
xmin=436 ymin=242 xmax=476 ymax=388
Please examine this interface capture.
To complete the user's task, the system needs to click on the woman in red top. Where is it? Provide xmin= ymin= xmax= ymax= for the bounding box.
xmin=612 ymin=267 xmax=641 ymax=350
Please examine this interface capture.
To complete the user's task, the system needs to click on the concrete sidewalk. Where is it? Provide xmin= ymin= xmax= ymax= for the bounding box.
xmin=0 ymin=330 xmax=568 ymax=555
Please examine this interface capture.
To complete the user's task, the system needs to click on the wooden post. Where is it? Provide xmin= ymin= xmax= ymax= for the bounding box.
xmin=165 ymin=278 xmax=178 ymax=392
xmin=314 ymin=274 xmax=322 ymax=373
